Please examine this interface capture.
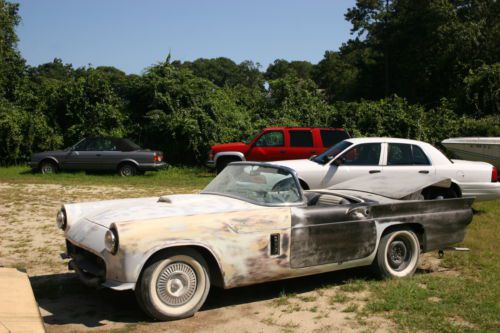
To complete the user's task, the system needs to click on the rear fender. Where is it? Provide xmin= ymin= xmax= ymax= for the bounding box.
xmin=371 ymin=198 xmax=474 ymax=252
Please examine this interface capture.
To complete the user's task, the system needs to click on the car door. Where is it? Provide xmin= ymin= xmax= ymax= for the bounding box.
xmin=287 ymin=129 xmax=318 ymax=159
xmin=246 ymin=130 xmax=286 ymax=161
xmin=61 ymin=138 xmax=95 ymax=170
xmin=383 ymin=143 xmax=435 ymax=179
xmin=95 ymin=138 xmax=121 ymax=169
xmin=289 ymin=199 xmax=377 ymax=268
xmin=321 ymin=142 xmax=383 ymax=187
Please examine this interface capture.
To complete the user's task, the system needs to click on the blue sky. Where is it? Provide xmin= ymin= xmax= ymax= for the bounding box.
xmin=16 ymin=0 xmax=356 ymax=74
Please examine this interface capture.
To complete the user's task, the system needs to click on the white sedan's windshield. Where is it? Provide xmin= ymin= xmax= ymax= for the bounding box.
xmin=312 ymin=140 xmax=353 ymax=164
xmin=202 ymin=164 xmax=302 ymax=205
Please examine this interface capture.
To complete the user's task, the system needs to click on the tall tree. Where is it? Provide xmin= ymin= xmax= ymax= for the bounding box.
xmin=0 ymin=0 xmax=25 ymax=101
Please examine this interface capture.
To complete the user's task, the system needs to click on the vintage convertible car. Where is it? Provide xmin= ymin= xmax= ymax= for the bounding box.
xmin=58 ymin=162 xmax=473 ymax=320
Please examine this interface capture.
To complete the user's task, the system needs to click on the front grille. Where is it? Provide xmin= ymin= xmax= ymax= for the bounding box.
xmin=66 ymin=240 xmax=106 ymax=279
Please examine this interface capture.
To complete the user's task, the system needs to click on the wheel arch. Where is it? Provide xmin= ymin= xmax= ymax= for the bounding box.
xmin=298 ymin=179 xmax=310 ymax=190
xmin=117 ymin=159 xmax=139 ymax=169
xmin=214 ymin=152 xmax=245 ymax=165
xmin=380 ymin=223 xmax=426 ymax=251
xmin=450 ymin=182 xmax=462 ymax=197
xmin=39 ymin=157 xmax=60 ymax=169
xmin=136 ymin=244 xmax=225 ymax=289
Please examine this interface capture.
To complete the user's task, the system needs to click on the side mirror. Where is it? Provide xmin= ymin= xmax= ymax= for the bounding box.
xmin=308 ymin=155 xmax=317 ymax=160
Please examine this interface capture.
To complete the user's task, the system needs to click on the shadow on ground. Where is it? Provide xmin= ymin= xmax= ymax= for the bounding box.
xmin=32 ymin=267 xmax=375 ymax=328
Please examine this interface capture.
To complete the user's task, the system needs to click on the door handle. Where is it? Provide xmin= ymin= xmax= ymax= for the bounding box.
xmin=369 ymin=170 xmax=381 ymax=174
xmin=96 ymin=154 xmax=102 ymax=157
xmin=279 ymin=150 xmax=286 ymax=154
xmin=419 ymin=170 xmax=429 ymax=174
xmin=310 ymin=151 xmax=316 ymax=154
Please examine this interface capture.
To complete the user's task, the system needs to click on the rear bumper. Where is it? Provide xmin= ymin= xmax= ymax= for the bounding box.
xmin=137 ymin=162 xmax=167 ymax=171
xmin=28 ymin=161 xmax=38 ymax=169
xmin=459 ymin=182 xmax=500 ymax=201
xmin=206 ymin=160 xmax=215 ymax=168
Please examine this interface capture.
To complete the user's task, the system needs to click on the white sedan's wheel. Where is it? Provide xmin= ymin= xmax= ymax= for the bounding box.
xmin=136 ymin=250 xmax=210 ymax=321
xmin=374 ymin=229 xmax=420 ymax=278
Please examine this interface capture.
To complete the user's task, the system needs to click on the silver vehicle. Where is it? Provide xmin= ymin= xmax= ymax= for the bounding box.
xmin=58 ymin=162 xmax=473 ymax=321
xmin=29 ymin=137 xmax=166 ymax=176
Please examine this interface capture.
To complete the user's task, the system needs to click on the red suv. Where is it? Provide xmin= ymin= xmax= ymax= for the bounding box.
xmin=208 ymin=127 xmax=350 ymax=173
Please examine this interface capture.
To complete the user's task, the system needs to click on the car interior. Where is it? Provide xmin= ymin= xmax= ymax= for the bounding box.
xmin=303 ymin=191 xmax=352 ymax=206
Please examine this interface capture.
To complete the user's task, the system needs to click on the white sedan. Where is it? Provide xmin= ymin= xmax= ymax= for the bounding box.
xmin=271 ymin=138 xmax=500 ymax=201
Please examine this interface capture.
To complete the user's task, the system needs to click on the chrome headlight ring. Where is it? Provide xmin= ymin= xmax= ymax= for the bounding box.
xmin=105 ymin=227 xmax=119 ymax=255
xmin=56 ymin=208 xmax=67 ymax=230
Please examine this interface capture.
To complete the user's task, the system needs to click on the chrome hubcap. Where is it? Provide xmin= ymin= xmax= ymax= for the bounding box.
xmin=121 ymin=166 xmax=132 ymax=176
xmin=42 ymin=164 xmax=53 ymax=173
xmin=156 ymin=262 xmax=197 ymax=306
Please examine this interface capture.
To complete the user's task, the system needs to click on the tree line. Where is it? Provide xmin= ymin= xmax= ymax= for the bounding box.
xmin=0 ymin=0 xmax=498 ymax=165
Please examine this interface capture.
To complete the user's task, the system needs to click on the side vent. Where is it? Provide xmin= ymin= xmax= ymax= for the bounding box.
xmin=270 ymin=233 xmax=280 ymax=255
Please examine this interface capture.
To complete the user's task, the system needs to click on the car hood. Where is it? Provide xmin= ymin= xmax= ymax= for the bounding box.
xmin=329 ymin=174 xmax=452 ymax=200
xmin=65 ymin=194 xmax=260 ymax=229
xmin=270 ymin=159 xmax=325 ymax=171
xmin=212 ymin=142 xmax=249 ymax=153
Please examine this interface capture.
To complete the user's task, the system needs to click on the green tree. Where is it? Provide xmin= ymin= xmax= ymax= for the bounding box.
xmin=0 ymin=0 xmax=25 ymax=101
xmin=265 ymin=59 xmax=314 ymax=81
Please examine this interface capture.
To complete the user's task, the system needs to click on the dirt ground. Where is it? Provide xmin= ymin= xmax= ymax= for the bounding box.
xmin=0 ymin=182 xmax=447 ymax=333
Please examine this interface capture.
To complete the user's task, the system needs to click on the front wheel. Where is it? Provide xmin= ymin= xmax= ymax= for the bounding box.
xmin=135 ymin=250 xmax=211 ymax=321
xmin=40 ymin=160 xmax=58 ymax=174
xmin=373 ymin=229 xmax=420 ymax=278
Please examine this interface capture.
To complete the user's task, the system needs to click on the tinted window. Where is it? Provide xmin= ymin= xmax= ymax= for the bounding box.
xmin=320 ymin=130 xmax=349 ymax=147
xmin=340 ymin=143 xmax=381 ymax=166
xmin=388 ymin=144 xmax=413 ymax=165
xmin=73 ymin=139 xmax=90 ymax=151
xmin=79 ymin=138 xmax=116 ymax=151
xmin=289 ymin=130 xmax=313 ymax=147
xmin=255 ymin=131 xmax=284 ymax=147
xmin=116 ymin=139 xmax=141 ymax=151
xmin=412 ymin=145 xmax=430 ymax=165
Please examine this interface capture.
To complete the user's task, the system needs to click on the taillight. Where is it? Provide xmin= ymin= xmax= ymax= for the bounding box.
xmin=153 ymin=152 xmax=162 ymax=162
xmin=208 ymin=150 xmax=214 ymax=161
xmin=492 ymin=167 xmax=498 ymax=182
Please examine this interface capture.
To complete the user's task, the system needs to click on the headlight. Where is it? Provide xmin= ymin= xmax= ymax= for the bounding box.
xmin=105 ymin=228 xmax=119 ymax=254
xmin=56 ymin=208 xmax=67 ymax=230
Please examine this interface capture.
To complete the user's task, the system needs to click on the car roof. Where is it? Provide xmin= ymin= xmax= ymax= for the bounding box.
xmin=265 ymin=127 xmax=346 ymax=131
xmin=345 ymin=137 xmax=426 ymax=145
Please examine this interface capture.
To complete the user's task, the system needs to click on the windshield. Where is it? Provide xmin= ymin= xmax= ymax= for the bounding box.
xmin=312 ymin=140 xmax=353 ymax=164
xmin=202 ymin=164 xmax=303 ymax=205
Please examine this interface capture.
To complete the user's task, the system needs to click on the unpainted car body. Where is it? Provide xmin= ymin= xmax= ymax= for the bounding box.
xmin=58 ymin=162 xmax=473 ymax=320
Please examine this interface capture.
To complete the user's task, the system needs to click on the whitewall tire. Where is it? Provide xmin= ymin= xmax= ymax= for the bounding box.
xmin=373 ymin=229 xmax=420 ymax=278
xmin=136 ymin=249 xmax=210 ymax=321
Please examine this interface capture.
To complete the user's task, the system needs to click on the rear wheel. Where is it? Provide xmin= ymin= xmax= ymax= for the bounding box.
xmin=373 ymin=229 xmax=420 ymax=278
xmin=118 ymin=163 xmax=137 ymax=176
xmin=135 ymin=250 xmax=210 ymax=321
xmin=39 ymin=160 xmax=58 ymax=174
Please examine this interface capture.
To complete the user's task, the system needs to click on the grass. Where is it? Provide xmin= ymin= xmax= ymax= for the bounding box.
xmin=0 ymin=165 xmax=213 ymax=189
xmin=363 ymin=199 xmax=500 ymax=332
